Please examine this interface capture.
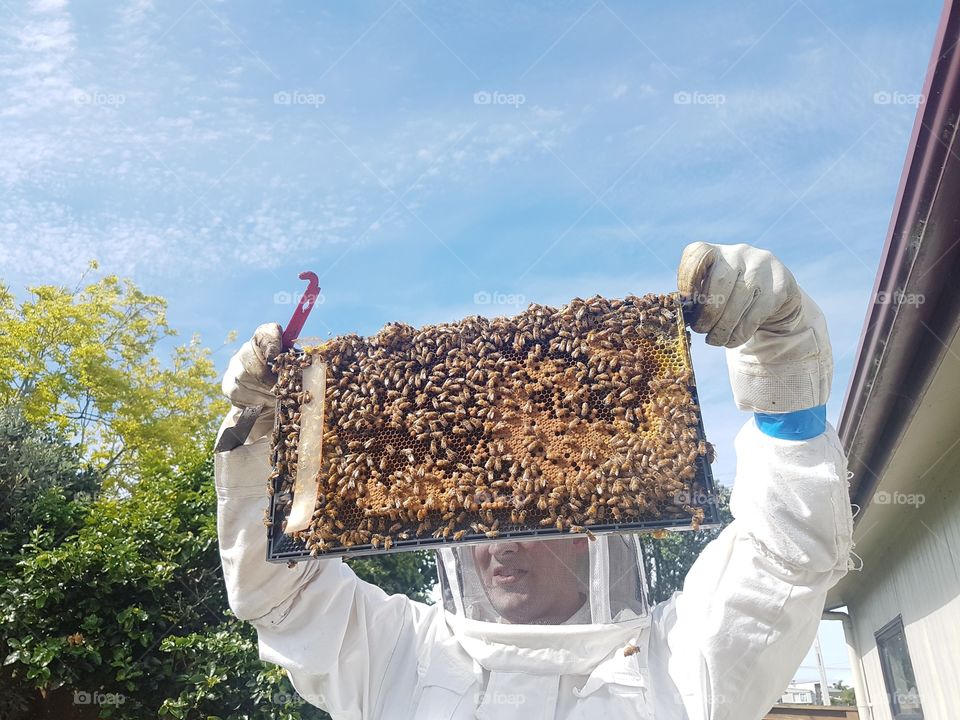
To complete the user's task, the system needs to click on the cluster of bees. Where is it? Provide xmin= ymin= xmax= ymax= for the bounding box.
xmin=269 ymin=293 xmax=712 ymax=557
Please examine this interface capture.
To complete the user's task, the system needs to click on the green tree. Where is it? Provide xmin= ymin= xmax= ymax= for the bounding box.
xmin=831 ymin=680 xmax=857 ymax=706
xmin=0 ymin=404 xmax=99 ymax=720
xmin=0 ymin=453 xmax=436 ymax=720
xmin=0 ymin=404 xmax=99 ymax=567
xmin=638 ymin=484 xmax=733 ymax=603
xmin=0 ymin=269 xmax=225 ymax=483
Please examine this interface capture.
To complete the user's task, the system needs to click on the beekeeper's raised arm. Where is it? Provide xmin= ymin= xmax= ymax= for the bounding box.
xmin=214 ymin=321 xmax=313 ymax=620
xmin=644 ymin=243 xmax=855 ymax=718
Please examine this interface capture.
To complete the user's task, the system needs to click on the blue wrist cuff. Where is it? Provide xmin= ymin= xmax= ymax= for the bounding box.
xmin=754 ymin=404 xmax=827 ymax=440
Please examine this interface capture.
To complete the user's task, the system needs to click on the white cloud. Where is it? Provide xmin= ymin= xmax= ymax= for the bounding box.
xmin=1 ymin=2 xmax=79 ymax=118
xmin=118 ymin=0 xmax=154 ymax=26
xmin=33 ymin=0 xmax=69 ymax=13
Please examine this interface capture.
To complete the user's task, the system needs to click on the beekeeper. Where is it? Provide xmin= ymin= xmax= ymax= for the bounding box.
xmin=215 ymin=242 xmax=854 ymax=719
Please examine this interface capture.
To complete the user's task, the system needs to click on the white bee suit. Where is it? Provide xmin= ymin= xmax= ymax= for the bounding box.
xmin=215 ymin=243 xmax=854 ymax=719
xmin=215 ymin=408 xmax=853 ymax=719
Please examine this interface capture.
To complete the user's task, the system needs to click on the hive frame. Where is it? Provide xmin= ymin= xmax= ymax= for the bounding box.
xmin=266 ymin=295 xmax=721 ymax=562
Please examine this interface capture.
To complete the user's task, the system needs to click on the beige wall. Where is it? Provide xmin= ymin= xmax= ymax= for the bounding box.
xmin=845 ymin=460 xmax=960 ymax=720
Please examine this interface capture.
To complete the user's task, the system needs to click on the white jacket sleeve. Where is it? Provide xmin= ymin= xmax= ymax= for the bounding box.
xmin=646 ymin=419 xmax=853 ymax=720
xmin=214 ymin=411 xmax=435 ymax=717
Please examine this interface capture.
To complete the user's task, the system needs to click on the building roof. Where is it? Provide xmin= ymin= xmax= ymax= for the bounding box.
xmin=839 ymin=0 xmax=960 ymax=515
xmin=828 ymin=0 xmax=960 ymax=608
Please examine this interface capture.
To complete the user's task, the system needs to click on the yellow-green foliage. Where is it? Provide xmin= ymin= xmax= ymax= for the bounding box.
xmin=0 ymin=264 xmax=226 ymax=483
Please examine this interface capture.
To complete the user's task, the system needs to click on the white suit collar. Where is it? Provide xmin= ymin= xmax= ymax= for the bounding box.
xmin=444 ymin=611 xmax=650 ymax=675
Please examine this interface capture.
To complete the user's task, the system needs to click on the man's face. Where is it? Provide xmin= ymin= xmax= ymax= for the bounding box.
xmin=471 ymin=537 xmax=588 ymax=624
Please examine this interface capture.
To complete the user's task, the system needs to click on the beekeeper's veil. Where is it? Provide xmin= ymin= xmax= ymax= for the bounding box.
xmin=435 ymin=533 xmax=648 ymax=626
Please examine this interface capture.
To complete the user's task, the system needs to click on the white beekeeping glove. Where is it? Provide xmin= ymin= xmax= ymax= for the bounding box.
xmin=216 ymin=322 xmax=284 ymax=451
xmin=222 ymin=322 xmax=284 ymax=409
xmin=678 ymin=242 xmax=832 ymax=415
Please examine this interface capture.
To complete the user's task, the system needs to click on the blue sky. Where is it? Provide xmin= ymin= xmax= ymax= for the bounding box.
xmin=0 ymin=0 xmax=946 ymax=688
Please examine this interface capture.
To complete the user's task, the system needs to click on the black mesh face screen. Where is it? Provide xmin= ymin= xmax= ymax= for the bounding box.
xmin=266 ymin=293 xmax=718 ymax=563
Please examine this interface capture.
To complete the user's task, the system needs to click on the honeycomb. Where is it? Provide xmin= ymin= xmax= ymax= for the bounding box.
xmin=268 ymin=293 xmax=713 ymax=557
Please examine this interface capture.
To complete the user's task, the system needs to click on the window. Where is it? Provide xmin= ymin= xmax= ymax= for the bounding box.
xmin=875 ymin=616 xmax=924 ymax=720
